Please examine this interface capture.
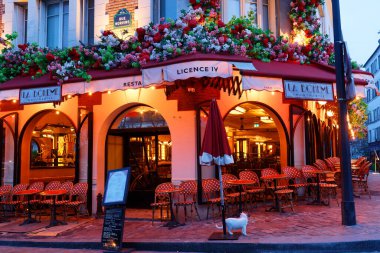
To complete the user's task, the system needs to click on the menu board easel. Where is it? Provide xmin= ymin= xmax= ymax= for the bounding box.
xmin=101 ymin=167 xmax=130 ymax=252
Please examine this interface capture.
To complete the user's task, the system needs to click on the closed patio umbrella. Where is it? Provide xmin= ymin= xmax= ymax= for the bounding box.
xmin=199 ymin=99 xmax=237 ymax=240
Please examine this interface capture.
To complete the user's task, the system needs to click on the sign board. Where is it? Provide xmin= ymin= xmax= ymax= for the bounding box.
xmin=20 ymin=86 xmax=62 ymax=105
xmin=164 ymin=61 xmax=233 ymax=82
xmin=101 ymin=206 xmax=125 ymax=251
xmin=283 ymin=80 xmax=334 ymax=101
xmin=103 ymin=167 xmax=131 ymax=206
xmin=114 ymin=9 xmax=131 ymax=27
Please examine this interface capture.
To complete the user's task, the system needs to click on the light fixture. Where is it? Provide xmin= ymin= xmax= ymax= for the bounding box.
xmin=67 ymin=94 xmax=72 ymax=99
xmin=293 ymin=30 xmax=307 ymax=45
xmin=253 ymin=123 xmax=260 ymax=128
xmin=260 ymin=116 xmax=274 ymax=124
xmin=326 ymin=110 xmax=334 ymax=117
xmin=230 ymin=106 xmax=246 ymax=115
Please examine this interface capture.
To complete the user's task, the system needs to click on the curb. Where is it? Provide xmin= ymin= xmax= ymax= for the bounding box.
xmin=1 ymin=240 xmax=380 ymax=252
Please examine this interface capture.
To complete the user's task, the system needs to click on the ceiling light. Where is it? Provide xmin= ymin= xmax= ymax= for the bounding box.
xmin=260 ymin=116 xmax=273 ymax=124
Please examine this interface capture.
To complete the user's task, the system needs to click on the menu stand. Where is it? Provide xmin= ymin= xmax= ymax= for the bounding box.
xmin=101 ymin=167 xmax=131 ymax=252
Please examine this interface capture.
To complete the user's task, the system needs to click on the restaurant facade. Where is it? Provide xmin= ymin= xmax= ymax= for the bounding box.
xmin=0 ymin=0 xmax=374 ymax=213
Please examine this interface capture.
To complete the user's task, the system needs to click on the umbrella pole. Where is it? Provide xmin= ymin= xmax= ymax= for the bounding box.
xmin=218 ymin=165 xmax=227 ymax=236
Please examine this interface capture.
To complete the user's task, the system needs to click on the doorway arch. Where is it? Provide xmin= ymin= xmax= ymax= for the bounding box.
xmin=18 ymin=109 xmax=77 ymax=184
xmin=223 ymin=101 xmax=289 ymax=176
xmin=105 ymin=104 xmax=171 ymax=208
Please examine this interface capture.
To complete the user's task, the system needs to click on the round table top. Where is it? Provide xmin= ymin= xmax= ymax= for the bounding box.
xmin=40 ymin=189 xmax=68 ymax=196
xmin=156 ymin=188 xmax=182 ymax=194
xmin=14 ymin=189 xmax=42 ymax=196
xmin=261 ymin=174 xmax=288 ymax=180
xmin=226 ymin=179 xmax=256 ymax=185
xmin=311 ymin=170 xmax=332 ymax=174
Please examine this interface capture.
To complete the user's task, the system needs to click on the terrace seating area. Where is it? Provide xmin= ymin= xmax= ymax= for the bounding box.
xmin=0 ymin=180 xmax=89 ymax=226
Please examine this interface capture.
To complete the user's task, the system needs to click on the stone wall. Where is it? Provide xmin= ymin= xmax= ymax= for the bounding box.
xmin=105 ymin=0 xmax=138 ymax=37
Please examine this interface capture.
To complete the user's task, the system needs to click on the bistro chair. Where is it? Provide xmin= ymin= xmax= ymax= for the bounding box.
xmin=150 ymin=182 xmax=174 ymax=225
xmin=0 ymin=183 xmax=28 ymax=217
xmin=239 ymin=170 xmax=266 ymax=208
xmin=222 ymin=173 xmax=246 ymax=210
xmin=301 ymin=165 xmax=318 ymax=200
xmin=282 ymin=166 xmax=308 ymax=203
xmin=352 ymin=161 xmax=372 ymax=199
xmin=64 ymin=182 xmax=89 ymax=222
xmin=23 ymin=181 xmax=44 ymax=212
xmin=39 ymin=180 xmax=62 ymax=206
xmin=174 ymin=180 xmax=201 ymax=222
xmin=319 ymin=183 xmax=339 ymax=207
xmin=202 ymin=178 xmax=227 ymax=221
xmin=56 ymin=181 xmax=74 ymax=218
xmin=0 ymin=185 xmax=12 ymax=217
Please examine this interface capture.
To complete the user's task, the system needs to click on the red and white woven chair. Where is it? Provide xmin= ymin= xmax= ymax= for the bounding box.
xmin=239 ymin=170 xmax=266 ymax=208
xmin=0 ymin=183 xmax=28 ymax=217
xmin=174 ymin=180 xmax=201 ymax=222
xmin=282 ymin=166 xmax=308 ymax=202
xmin=64 ymin=182 xmax=89 ymax=222
xmin=150 ymin=182 xmax=174 ymax=225
xmin=202 ymin=178 xmax=228 ymax=221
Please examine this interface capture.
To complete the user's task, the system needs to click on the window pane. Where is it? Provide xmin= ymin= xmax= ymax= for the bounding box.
xmin=245 ymin=0 xmax=257 ymax=24
xmin=87 ymin=0 xmax=95 ymax=45
xmin=47 ymin=3 xmax=59 ymax=16
xmin=47 ymin=3 xmax=59 ymax=48
xmin=63 ymin=1 xmax=69 ymax=47
xmin=226 ymin=0 xmax=240 ymax=21
xmin=152 ymin=0 xmax=160 ymax=24
xmin=262 ymin=0 xmax=269 ymax=30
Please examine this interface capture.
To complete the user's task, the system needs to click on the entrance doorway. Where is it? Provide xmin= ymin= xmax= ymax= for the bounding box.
xmin=106 ymin=105 xmax=171 ymax=208
xmin=224 ymin=102 xmax=281 ymax=177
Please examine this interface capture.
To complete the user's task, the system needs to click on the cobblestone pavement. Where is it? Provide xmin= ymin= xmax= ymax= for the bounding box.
xmin=1 ymin=173 xmax=380 ymax=252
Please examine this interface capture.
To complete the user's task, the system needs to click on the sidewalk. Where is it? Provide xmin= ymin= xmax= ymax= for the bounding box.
xmin=1 ymin=173 xmax=380 ymax=252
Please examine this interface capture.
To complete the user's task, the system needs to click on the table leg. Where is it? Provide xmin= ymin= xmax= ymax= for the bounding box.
xmin=20 ymin=195 xmax=39 ymax=226
xmin=47 ymin=197 xmax=67 ymax=228
xmin=163 ymin=193 xmax=184 ymax=229
xmin=265 ymin=180 xmax=280 ymax=212
xmin=238 ymin=186 xmax=243 ymax=214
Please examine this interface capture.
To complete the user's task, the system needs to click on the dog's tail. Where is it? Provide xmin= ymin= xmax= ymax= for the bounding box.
xmin=215 ymin=224 xmax=223 ymax=229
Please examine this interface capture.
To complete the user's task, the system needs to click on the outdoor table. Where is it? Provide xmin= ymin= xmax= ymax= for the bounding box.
xmin=308 ymin=170 xmax=331 ymax=206
xmin=14 ymin=189 xmax=42 ymax=225
xmin=156 ymin=187 xmax=184 ymax=229
xmin=261 ymin=174 xmax=288 ymax=212
xmin=0 ymin=190 xmax=11 ymax=223
xmin=40 ymin=189 xmax=68 ymax=228
xmin=226 ymin=179 xmax=255 ymax=215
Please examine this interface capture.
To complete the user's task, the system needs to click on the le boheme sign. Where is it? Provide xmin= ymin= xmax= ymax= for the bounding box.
xmin=164 ymin=61 xmax=232 ymax=82
xmin=283 ymin=80 xmax=334 ymax=101
xmin=20 ymin=86 xmax=62 ymax=105
xmin=114 ymin=8 xmax=131 ymax=27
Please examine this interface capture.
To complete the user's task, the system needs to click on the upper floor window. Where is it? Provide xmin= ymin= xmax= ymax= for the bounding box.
xmin=223 ymin=0 xmax=270 ymax=30
xmin=371 ymin=59 xmax=378 ymax=74
xmin=83 ymin=0 xmax=94 ymax=45
xmin=46 ymin=0 xmax=69 ymax=48
xmin=152 ymin=0 xmax=189 ymax=24
xmin=14 ymin=3 xmax=28 ymax=45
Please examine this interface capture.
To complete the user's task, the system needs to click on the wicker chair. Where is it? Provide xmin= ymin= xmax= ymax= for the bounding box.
xmin=150 ymin=182 xmax=174 ymax=225
xmin=63 ymin=182 xmax=89 ymax=222
xmin=238 ymin=170 xmax=266 ymax=208
xmin=0 ymin=184 xmax=28 ymax=217
xmin=174 ymin=180 xmax=201 ymax=222
xmin=352 ymin=162 xmax=372 ymax=199
xmin=202 ymin=178 xmax=227 ymax=220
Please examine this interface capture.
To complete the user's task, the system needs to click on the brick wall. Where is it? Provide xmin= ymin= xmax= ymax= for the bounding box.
xmin=105 ymin=0 xmax=138 ymax=37
xmin=0 ymin=0 xmax=4 ymax=37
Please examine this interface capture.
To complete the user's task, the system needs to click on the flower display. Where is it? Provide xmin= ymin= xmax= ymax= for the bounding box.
xmin=0 ymin=0 xmax=337 ymax=84
xmin=348 ymin=98 xmax=368 ymax=139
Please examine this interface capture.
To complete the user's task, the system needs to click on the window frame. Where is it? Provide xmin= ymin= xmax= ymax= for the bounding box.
xmin=14 ymin=3 xmax=28 ymax=45
xmin=45 ymin=0 xmax=69 ymax=49
xmin=222 ymin=0 xmax=272 ymax=31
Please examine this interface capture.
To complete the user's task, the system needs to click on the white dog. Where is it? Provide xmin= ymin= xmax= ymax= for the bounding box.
xmin=216 ymin=212 xmax=249 ymax=236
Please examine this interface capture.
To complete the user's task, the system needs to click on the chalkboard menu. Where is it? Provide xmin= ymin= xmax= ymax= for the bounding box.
xmin=101 ymin=207 xmax=125 ymax=251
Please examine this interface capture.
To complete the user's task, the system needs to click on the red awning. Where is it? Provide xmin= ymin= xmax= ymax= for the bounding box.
xmin=240 ymin=60 xmax=369 ymax=86
xmin=0 ymin=68 xmax=141 ymax=91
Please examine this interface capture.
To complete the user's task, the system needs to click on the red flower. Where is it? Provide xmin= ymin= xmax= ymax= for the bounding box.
xmin=18 ymin=44 xmax=28 ymax=51
xmin=153 ymin=32 xmax=162 ymax=43
xmin=136 ymin=28 xmax=146 ymax=42
xmin=102 ymin=30 xmax=115 ymax=36
xmin=92 ymin=59 xmax=102 ymax=69
xmin=188 ymin=19 xmax=198 ymax=29
xmin=46 ymin=53 xmax=55 ymax=62
xmin=262 ymin=38 xmax=269 ymax=47
xmin=138 ymin=52 xmax=150 ymax=63
xmin=158 ymin=24 xmax=170 ymax=33
xmin=217 ymin=20 xmax=225 ymax=28
xmin=183 ymin=27 xmax=190 ymax=34
xmin=68 ymin=48 xmax=80 ymax=61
